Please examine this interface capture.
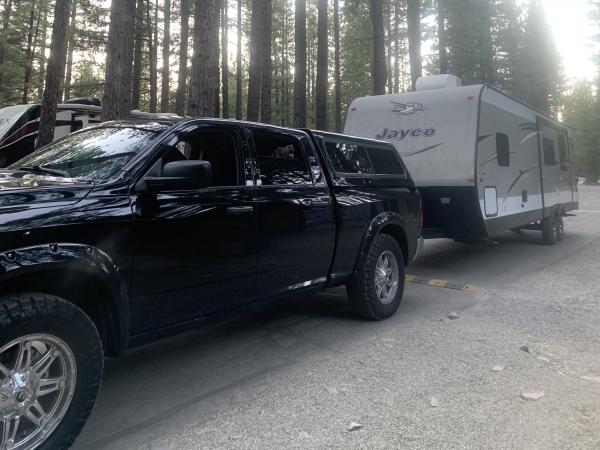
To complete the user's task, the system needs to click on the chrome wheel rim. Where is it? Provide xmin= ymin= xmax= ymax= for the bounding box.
xmin=0 ymin=335 xmax=76 ymax=450
xmin=374 ymin=250 xmax=400 ymax=305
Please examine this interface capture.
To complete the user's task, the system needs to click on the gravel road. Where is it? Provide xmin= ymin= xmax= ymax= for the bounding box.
xmin=74 ymin=185 xmax=600 ymax=450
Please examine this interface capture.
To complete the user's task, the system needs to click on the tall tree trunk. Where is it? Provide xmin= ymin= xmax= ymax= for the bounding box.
xmin=148 ymin=0 xmax=158 ymax=112
xmin=188 ymin=0 xmax=218 ymax=116
xmin=131 ymin=0 xmax=145 ymax=110
xmin=437 ymin=0 xmax=447 ymax=74
xmin=333 ymin=0 xmax=341 ymax=131
xmin=0 ymin=0 xmax=13 ymax=91
xmin=393 ymin=0 xmax=400 ymax=92
xmin=246 ymin=0 xmax=262 ymax=121
xmin=407 ymin=0 xmax=422 ymax=90
xmin=102 ymin=0 xmax=136 ymax=121
xmin=370 ymin=0 xmax=387 ymax=95
xmin=235 ymin=0 xmax=242 ymax=119
xmin=211 ymin=0 xmax=223 ymax=117
xmin=315 ymin=0 xmax=327 ymax=130
xmin=259 ymin=0 xmax=271 ymax=123
xmin=386 ymin=4 xmax=393 ymax=93
xmin=22 ymin=1 xmax=38 ymax=104
xmin=481 ymin=0 xmax=495 ymax=84
xmin=221 ymin=0 xmax=229 ymax=118
xmin=175 ymin=0 xmax=190 ymax=115
xmin=37 ymin=0 xmax=72 ymax=148
xmin=161 ymin=0 xmax=171 ymax=112
xmin=37 ymin=0 xmax=48 ymax=99
xmin=62 ymin=0 xmax=77 ymax=101
xmin=293 ymin=0 xmax=306 ymax=127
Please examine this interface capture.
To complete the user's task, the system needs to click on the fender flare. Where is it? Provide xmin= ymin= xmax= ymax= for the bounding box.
xmin=353 ymin=212 xmax=408 ymax=275
xmin=0 ymin=243 xmax=129 ymax=356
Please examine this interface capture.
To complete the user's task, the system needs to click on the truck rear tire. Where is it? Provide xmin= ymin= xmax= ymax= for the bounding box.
xmin=347 ymin=234 xmax=405 ymax=320
xmin=0 ymin=292 xmax=103 ymax=450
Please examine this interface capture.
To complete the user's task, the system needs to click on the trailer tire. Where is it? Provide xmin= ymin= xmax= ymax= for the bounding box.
xmin=347 ymin=234 xmax=405 ymax=320
xmin=0 ymin=292 xmax=103 ymax=450
xmin=542 ymin=210 xmax=564 ymax=245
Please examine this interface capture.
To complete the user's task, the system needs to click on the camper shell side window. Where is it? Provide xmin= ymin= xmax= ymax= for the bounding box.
xmin=321 ymin=137 xmax=406 ymax=177
xmin=543 ymin=138 xmax=557 ymax=166
xmin=496 ymin=133 xmax=510 ymax=167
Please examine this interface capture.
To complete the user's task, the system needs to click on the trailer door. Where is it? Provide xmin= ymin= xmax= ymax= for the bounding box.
xmin=537 ymin=118 xmax=571 ymax=214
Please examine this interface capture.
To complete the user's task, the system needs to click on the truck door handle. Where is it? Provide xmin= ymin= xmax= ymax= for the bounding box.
xmin=226 ymin=206 xmax=254 ymax=215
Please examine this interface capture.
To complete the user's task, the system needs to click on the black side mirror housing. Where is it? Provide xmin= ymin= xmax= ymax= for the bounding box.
xmin=141 ymin=160 xmax=212 ymax=192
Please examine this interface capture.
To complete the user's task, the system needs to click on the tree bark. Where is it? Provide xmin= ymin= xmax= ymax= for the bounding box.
xmin=293 ymin=0 xmax=306 ymax=127
xmin=221 ymin=0 xmax=229 ymax=118
xmin=407 ymin=0 xmax=422 ymax=90
xmin=0 ymin=0 xmax=13 ymax=90
xmin=188 ymin=0 xmax=218 ymax=117
xmin=333 ymin=0 xmax=341 ymax=131
xmin=393 ymin=0 xmax=400 ymax=92
xmin=22 ymin=1 xmax=38 ymax=104
xmin=148 ymin=0 xmax=158 ymax=112
xmin=235 ymin=0 xmax=242 ymax=119
xmin=370 ymin=0 xmax=387 ymax=95
xmin=315 ymin=0 xmax=327 ymax=130
xmin=131 ymin=0 xmax=145 ymax=110
xmin=214 ymin=0 xmax=221 ymax=117
xmin=246 ymin=0 xmax=262 ymax=121
xmin=102 ymin=0 xmax=136 ymax=121
xmin=37 ymin=0 xmax=48 ymax=99
xmin=37 ymin=0 xmax=72 ymax=148
xmin=259 ymin=0 xmax=271 ymax=123
xmin=175 ymin=0 xmax=190 ymax=115
xmin=160 ymin=0 xmax=171 ymax=112
xmin=62 ymin=0 xmax=78 ymax=101
xmin=437 ymin=0 xmax=448 ymax=74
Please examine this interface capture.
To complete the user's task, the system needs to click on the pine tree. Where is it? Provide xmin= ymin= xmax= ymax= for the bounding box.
xmin=315 ymin=0 xmax=327 ymax=129
xmin=37 ymin=0 xmax=72 ymax=147
xmin=407 ymin=0 xmax=421 ymax=89
xmin=247 ymin=0 xmax=263 ymax=121
xmin=293 ymin=0 xmax=307 ymax=127
xmin=102 ymin=0 xmax=136 ymax=120
xmin=175 ymin=0 xmax=190 ymax=115
xmin=160 ymin=0 xmax=171 ymax=112
xmin=370 ymin=0 xmax=387 ymax=94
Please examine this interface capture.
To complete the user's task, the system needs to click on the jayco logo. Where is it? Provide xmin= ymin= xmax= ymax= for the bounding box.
xmin=391 ymin=101 xmax=425 ymax=115
xmin=376 ymin=128 xmax=436 ymax=139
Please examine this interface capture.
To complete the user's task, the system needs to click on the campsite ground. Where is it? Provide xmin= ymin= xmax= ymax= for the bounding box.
xmin=75 ymin=185 xmax=600 ymax=450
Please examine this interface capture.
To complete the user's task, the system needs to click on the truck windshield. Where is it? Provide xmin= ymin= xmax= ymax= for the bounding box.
xmin=0 ymin=105 xmax=30 ymax=139
xmin=9 ymin=126 xmax=160 ymax=180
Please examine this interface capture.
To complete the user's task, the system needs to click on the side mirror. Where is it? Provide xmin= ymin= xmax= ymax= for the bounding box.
xmin=142 ymin=160 xmax=212 ymax=192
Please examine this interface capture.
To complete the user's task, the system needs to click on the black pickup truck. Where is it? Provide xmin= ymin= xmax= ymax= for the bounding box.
xmin=0 ymin=118 xmax=422 ymax=450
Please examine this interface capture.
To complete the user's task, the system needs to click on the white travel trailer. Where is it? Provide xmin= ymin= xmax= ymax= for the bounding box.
xmin=344 ymin=74 xmax=578 ymax=244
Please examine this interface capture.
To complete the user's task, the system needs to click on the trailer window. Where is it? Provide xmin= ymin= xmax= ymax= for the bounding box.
xmin=496 ymin=133 xmax=510 ymax=167
xmin=366 ymin=146 xmax=405 ymax=175
xmin=543 ymin=138 xmax=556 ymax=166
xmin=324 ymin=141 xmax=373 ymax=174
xmin=558 ymin=134 xmax=569 ymax=170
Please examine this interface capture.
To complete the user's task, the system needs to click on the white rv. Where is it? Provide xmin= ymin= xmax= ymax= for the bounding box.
xmin=344 ymin=75 xmax=578 ymax=244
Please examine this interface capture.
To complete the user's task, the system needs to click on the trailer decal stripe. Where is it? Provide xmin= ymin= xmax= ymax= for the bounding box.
xmin=401 ymin=143 xmax=443 ymax=157
xmin=405 ymin=274 xmax=480 ymax=293
xmin=502 ymin=164 xmax=539 ymax=203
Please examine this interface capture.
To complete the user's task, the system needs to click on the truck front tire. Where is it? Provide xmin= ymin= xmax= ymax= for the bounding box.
xmin=347 ymin=234 xmax=405 ymax=320
xmin=0 ymin=292 xmax=103 ymax=450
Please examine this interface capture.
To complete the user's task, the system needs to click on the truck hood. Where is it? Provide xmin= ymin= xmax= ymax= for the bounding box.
xmin=0 ymin=170 xmax=94 ymax=209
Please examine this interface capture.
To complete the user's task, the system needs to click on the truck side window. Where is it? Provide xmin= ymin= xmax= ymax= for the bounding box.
xmin=496 ymin=133 xmax=510 ymax=167
xmin=325 ymin=141 xmax=373 ymax=174
xmin=253 ymin=130 xmax=312 ymax=185
xmin=543 ymin=138 xmax=556 ymax=166
xmin=366 ymin=146 xmax=405 ymax=175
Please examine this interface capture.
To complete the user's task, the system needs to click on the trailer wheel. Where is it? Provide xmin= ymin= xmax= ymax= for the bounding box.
xmin=542 ymin=210 xmax=563 ymax=245
xmin=0 ymin=292 xmax=103 ymax=450
xmin=347 ymin=234 xmax=405 ymax=320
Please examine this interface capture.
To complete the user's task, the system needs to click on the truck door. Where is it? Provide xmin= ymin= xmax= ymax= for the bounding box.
xmin=248 ymin=127 xmax=335 ymax=297
xmin=130 ymin=123 xmax=259 ymax=333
